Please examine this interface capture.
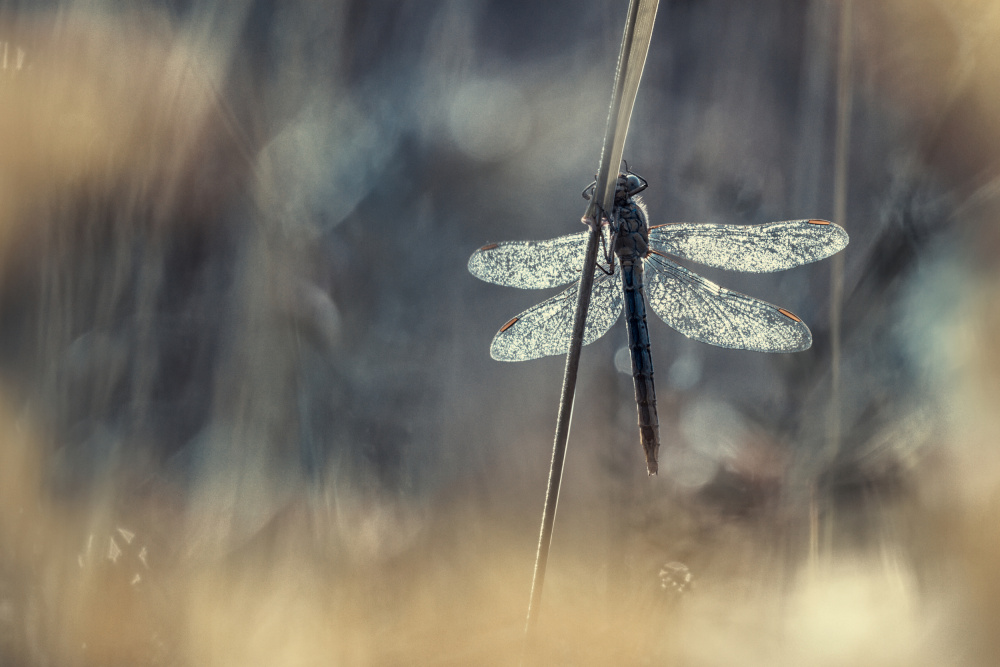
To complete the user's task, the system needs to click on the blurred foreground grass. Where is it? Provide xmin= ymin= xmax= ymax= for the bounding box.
xmin=1 ymin=2 xmax=1000 ymax=665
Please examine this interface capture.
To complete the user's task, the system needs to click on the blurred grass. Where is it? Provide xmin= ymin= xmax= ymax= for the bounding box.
xmin=1 ymin=1 xmax=1000 ymax=665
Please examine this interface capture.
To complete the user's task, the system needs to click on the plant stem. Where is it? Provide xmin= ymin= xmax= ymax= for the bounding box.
xmin=522 ymin=0 xmax=659 ymax=659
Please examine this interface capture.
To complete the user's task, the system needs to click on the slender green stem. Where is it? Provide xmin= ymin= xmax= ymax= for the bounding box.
xmin=522 ymin=220 xmax=602 ymax=652
xmin=522 ymin=0 xmax=659 ymax=659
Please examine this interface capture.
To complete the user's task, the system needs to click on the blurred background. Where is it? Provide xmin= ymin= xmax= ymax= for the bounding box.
xmin=0 ymin=0 xmax=998 ymax=664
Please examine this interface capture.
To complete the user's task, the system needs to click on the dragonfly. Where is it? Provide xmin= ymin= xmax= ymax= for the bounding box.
xmin=468 ymin=169 xmax=849 ymax=475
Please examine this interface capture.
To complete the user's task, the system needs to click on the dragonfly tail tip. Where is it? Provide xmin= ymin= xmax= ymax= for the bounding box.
xmin=642 ymin=434 xmax=659 ymax=476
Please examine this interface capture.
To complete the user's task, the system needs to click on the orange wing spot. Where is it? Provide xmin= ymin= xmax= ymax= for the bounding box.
xmin=479 ymin=243 xmax=499 ymax=251
xmin=777 ymin=308 xmax=801 ymax=322
xmin=499 ymin=317 xmax=519 ymax=333
xmin=807 ymin=219 xmax=831 ymax=226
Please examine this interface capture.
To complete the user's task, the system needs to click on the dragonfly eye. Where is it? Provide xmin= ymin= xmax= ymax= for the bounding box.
xmin=624 ymin=174 xmax=643 ymax=194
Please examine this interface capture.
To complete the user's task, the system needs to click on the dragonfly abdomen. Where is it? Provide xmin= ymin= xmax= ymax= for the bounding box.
xmin=620 ymin=259 xmax=660 ymax=476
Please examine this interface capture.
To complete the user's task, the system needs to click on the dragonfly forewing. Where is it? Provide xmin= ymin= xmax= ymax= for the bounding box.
xmin=468 ymin=231 xmax=591 ymax=289
xmin=490 ymin=265 xmax=623 ymax=361
xmin=644 ymin=254 xmax=812 ymax=352
xmin=648 ymin=219 xmax=849 ymax=273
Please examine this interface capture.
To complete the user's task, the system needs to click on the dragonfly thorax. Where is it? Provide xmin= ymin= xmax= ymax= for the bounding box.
xmin=614 ymin=173 xmax=646 ymax=204
xmin=613 ymin=198 xmax=650 ymax=263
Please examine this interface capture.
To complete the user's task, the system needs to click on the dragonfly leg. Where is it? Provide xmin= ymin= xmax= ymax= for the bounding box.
xmin=595 ymin=224 xmax=619 ymax=276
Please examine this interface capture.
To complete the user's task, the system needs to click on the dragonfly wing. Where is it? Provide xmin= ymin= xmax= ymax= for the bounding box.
xmin=490 ymin=265 xmax=623 ymax=361
xmin=468 ymin=230 xmax=594 ymax=289
xmin=648 ymin=219 xmax=848 ymax=273
xmin=644 ymin=254 xmax=811 ymax=352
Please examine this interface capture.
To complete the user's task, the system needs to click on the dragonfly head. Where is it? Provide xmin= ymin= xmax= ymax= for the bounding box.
xmin=616 ymin=172 xmax=647 ymax=201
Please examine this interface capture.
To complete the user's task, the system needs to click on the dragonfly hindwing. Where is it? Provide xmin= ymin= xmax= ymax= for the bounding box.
xmin=490 ymin=265 xmax=623 ymax=361
xmin=644 ymin=254 xmax=812 ymax=352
